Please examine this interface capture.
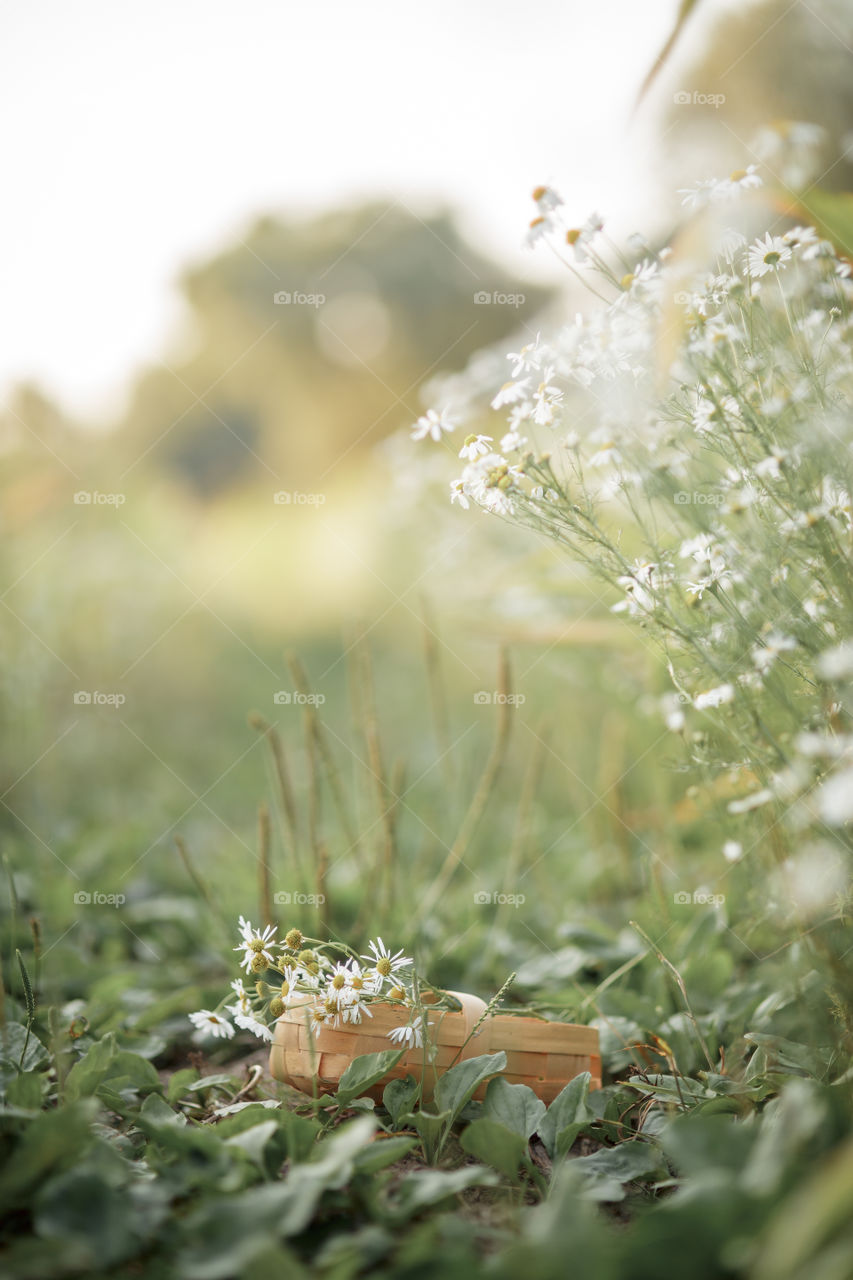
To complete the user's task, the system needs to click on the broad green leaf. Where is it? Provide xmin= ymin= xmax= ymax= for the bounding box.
xmin=353 ymin=1134 xmax=417 ymax=1174
xmin=224 ymin=1119 xmax=280 ymax=1172
xmin=481 ymin=1077 xmax=546 ymax=1139
xmin=140 ymin=1092 xmax=186 ymax=1126
xmin=167 ymin=1066 xmax=200 ymax=1103
xmin=382 ymin=1074 xmax=419 ymax=1127
xmin=461 ymin=1118 xmax=529 ymax=1179
xmin=5 ymin=1070 xmax=45 ymax=1111
xmin=570 ymin=1141 xmax=664 ymax=1202
xmin=391 ymin=1165 xmax=499 ymax=1215
xmin=64 ymin=1034 xmax=117 ymax=1102
xmin=538 ymin=1072 xmax=592 ymax=1159
xmin=402 ymin=1109 xmax=452 ymax=1164
xmin=433 ymin=1051 xmax=506 ymax=1125
xmin=0 ymin=1022 xmax=50 ymax=1083
xmin=332 ymin=1049 xmax=404 ymax=1107
xmin=0 ymin=1101 xmax=99 ymax=1209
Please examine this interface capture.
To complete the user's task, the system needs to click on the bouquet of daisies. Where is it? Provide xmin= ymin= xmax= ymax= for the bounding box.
xmin=189 ymin=919 xmax=432 ymax=1049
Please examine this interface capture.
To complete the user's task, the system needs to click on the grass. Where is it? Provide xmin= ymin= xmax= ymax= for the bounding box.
xmin=2 ymin=606 xmax=852 ymax=1279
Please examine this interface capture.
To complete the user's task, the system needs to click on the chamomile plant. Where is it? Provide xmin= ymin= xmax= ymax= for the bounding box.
xmin=414 ymin=138 xmax=853 ymax=959
xmin=189 ymin=919 xmax=437 ymax=1049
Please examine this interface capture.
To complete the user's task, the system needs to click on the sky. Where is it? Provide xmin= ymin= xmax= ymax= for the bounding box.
xmin=0 ymin=0 xmax=678 ymax=420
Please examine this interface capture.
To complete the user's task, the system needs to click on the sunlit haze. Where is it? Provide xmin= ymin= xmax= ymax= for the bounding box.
xmin=1 ymin=0 xmax=677 ymax=418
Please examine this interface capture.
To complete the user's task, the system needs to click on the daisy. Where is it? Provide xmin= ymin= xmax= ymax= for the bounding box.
xmin=387 ymin=1015 xmax=424 ymax=1049
xmin=694 ymin=684 xmax=735 ymax=710
xmin=227 ymin=977 xmax=252 ymax=1017
xmin=188 ymin=1009 xmax=235 ymax=1040
xmin=491 ymin=379 xmax=530 ymax=410
xmin=459 ymin=434 xmax=493 ymax=461
xmin=233 ymin=919 xmax=277 ymax=974
xmin=411 ymin=407 xmax=455 ymax=442
xmin=747 ymin=234 xmax=792 ymax=278
xmin=752 ymin=632 xmax=797 ymax=674
xmin=507 ymin=334 xmax=543 ymax=378
xmin=449 ymin=479 xmax=470 ymax=509
xmin=234 ymin=1011 xmax=274 ymax=1042
xmin=362 ymin=938 xmax=413 ymax=986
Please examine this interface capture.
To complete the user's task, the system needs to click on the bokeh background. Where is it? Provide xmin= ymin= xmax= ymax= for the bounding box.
xmin=3 ymin=0 xmax=853 ymax=990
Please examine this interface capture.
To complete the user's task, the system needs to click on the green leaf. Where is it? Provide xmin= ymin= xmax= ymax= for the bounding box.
xmin=0 ymin=1022 xmax=50 ymax=1085
xmin=402 ymin=1109 xmax=452 ymax=1164
xmin=353 ymin=1134 xmax=417 ymax=1174
xmin=433 ymin=1051 xmax=507 ymax=1126
xmin=570 ymin=1141 xmax=664 ymax=1202
xmin=391 ymin=1166 xmax=499 ymax=1216
xmin=6 ymin=1070 xmax=46 ymax=1110
xmin=460 ymin=1118 xmax=529 ymax=1179
xmin=332 ymin=1049 xmax=404 ymax=1107
xmin=382 ymin=1074 xmax=419 ymax=1127
xmin=0 ymin=1101 xmax=99 ymax=1209
xmin=538 ymin=1072 xmax=592 ymax=1159
xmin=481 ymin=1077 xmax=546 ymax=1139
xmin=64 ymin=1034 xmax=117 ymax=1102
xmin=167 ymin=1066 xmax=200 ymax=1103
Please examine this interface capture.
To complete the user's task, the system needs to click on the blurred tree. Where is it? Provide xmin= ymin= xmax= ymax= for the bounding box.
xmin=119 ymin=203 xmax=551 ymax=497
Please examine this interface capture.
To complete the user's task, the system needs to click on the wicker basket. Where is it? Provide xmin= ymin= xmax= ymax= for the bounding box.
xmin=478 ymin=1013 xmax=601 ymax=1104
xmin=269 ymin=990 xmax=487 ymax=1102
xmin=270 ymin=990 xmax=601 ymax=1105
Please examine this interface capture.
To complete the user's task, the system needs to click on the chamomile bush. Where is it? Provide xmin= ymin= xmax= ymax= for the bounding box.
xmin=415 ymin=158 xmax=853 ymax=1027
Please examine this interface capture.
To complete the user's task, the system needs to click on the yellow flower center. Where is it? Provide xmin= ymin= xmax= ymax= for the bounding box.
xmin=376 ymin=957 xmax=392 ymax=977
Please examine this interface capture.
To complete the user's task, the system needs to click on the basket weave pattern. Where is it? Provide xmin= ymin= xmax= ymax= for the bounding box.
xmin=270 ymin=991 xmax=601 ymax=1104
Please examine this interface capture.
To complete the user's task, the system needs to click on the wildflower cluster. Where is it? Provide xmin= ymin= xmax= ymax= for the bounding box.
xmin=414 ymin=139 xmax=853 ymax=911
xmin=189 ymin=922 xmax=429 ymax=1047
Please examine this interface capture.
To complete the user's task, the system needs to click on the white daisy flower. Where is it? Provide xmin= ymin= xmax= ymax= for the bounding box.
xmin=449 ymin=479 xmax=470 ymax=509
xmin=387 ymin=1015 xmax=424 ymax=1049
xmin=411 ymin=407 xmax=456 ymax=442
xmin=234 ymin=1012 xmax=275 ymax=1042
xmin=694 ymin=684 xmax=735 ymax=710
xmin=459 ymin=433 xmax=493 ymax=461
xmin=189 ymin=1009 xmax=235 ymax=1040
xmin=362 ymin=938 xmax=413 ymax=987
xmin=233 ymin=919 xmax=278 ymax=974
xmin=747 ymin=234 xmax=792 ymax=278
